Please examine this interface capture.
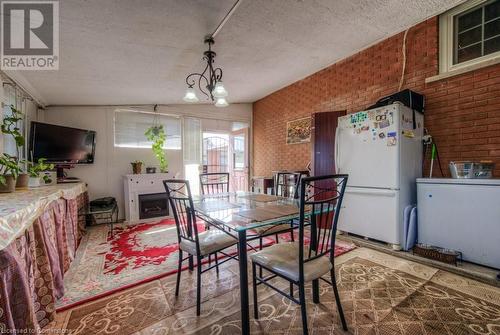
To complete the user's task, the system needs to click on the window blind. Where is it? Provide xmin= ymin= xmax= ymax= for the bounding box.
xmin=114 ymin=110 xmax=181 ymax=150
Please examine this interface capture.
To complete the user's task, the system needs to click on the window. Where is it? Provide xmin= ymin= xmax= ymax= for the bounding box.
xmin=439 ymin=0 xmax=500 ymax=75
xmin=114 ymin=110 xmax=181 ymax=149
xmin=233 ymin=135 xmax=245 ymax=170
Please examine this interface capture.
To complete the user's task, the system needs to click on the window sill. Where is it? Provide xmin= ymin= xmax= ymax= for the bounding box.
xmin=426 ymin=57 xmax=500 ymax=84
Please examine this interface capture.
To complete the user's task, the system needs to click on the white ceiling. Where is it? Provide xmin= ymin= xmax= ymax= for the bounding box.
xmin=7 ymin=0 xmax=464 ymax=106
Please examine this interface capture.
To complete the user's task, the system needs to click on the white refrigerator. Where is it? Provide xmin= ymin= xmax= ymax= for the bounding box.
xmin=336 ymin=103 xmax=423 ymax=249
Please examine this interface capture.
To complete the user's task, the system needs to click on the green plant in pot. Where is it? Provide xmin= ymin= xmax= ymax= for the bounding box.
xmin=28 ymin=158 xmax=55 ymax=187
xmin=145 ymin=124 xmax=168 ymax=173
xmin=1 ymin=105 xmax=27 ymax=188
xmin=0 ymin=153 xmax=22 ymax=193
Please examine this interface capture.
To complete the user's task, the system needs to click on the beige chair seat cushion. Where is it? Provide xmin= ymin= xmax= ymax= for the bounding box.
xmin=180 ymin=230 xmax=236 ymax=256
xmin=250 ymin=242 xmax=332 ymax=282
xmin=249 ymin=223 xmax=292 ymax=236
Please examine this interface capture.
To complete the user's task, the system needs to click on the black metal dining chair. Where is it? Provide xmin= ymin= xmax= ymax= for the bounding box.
xmin=250 ymin=172 xmax=301 ymax=248
xmin=250 ymin=174 xmax=349 ymax=334
xmin=274 ymin=171 xmax=301 ymax=199
xmin=199 ymin=172 xmax=230 ymax=194
xmin=163 ymin=179 xmax=238 ymax=316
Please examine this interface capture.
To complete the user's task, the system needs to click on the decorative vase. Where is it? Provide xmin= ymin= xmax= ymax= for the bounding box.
xmin=131 ymin=162 xmax=142 ymax=174
xmin=0 ymin=175 xmax=16 ymax=193
xmin=28 ymin=176 xmax=41 ymax=188
xmin=16 ymin=173 xmax=29 ymax=189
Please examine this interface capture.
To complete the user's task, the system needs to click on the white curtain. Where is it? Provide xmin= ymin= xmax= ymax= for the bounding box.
xmin=183 ymin=117 xmax=201 ymax=164
xmin=183 ymin=117 xmax=201 ymax=195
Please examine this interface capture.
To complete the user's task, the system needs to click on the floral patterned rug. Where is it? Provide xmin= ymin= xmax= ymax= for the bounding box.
xmin=47 ymin=248 xmax=500 ymax=335
xmin=57 ymin=220 xmax=356 ymax=310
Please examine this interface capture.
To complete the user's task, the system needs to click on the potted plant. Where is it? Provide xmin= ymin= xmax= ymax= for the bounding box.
xmin=131 ymin=160 xmax=143 ymax=174
xmin=0 ymin=153 xmax=21 ymax=193
xmin=1 ymin=105 xmax=27 ymax=188
xmin=145 ymin=125 xmax=168 ymax=173
xmin=28 ymin=158 xmax=55 ymax=187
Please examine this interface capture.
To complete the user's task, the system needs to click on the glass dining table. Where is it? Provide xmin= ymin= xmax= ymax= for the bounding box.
xmin=192 ymin=191 xmax=303 ymax=335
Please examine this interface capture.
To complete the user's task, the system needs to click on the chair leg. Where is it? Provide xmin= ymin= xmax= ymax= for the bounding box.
xmin=259 ymin=238 xmax=263 ymax=278
xmin=188 ymin=255 xmax=194 ymax=271
xmin=215 ymin=252 xmax=219 ymax=276
xmin=331 ymin=269 xmax=348 ymax=331
xmin=275 ymin=234 xmax=279 ymax=243
xmin=290 ymin=220 xmax=295 ymax=242
xmin=298 ymin=282 xmax=309 ymax=335
xmin=312 ymin=279 xmax=320 ymax=303
xmin=208 ymin=254 xmax=212 ymax=267
xmin=290 ymin=282 xmax=294 ymax=298
xmin=252 ymin=262 xmax=259 ymax=319
xmin=196 ymin=256 xmax=202 ymax=316
xmin=175 ymin=250 xmax=183 ymax=296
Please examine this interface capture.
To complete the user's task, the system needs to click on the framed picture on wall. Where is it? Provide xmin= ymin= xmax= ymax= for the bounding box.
xmin=286 ymin=116 xmax=311 ymax=144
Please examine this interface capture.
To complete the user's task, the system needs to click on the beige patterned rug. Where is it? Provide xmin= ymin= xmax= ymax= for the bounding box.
xmin=45 ymin=248 xmax=500 ymax=335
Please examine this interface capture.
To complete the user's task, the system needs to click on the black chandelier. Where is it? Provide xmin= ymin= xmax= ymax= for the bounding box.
xmin=183 ymin=36 xmax=228 ymax=107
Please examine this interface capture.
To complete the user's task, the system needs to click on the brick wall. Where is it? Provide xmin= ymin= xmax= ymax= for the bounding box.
xmin=252 ymin=17 xmax=500 ymax=178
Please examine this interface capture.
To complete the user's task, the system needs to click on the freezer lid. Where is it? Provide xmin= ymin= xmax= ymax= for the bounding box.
xmin=337 ymin=105 xmax=400 ymax=189
xmin=416 ymin=178 xmax=500 ymax=186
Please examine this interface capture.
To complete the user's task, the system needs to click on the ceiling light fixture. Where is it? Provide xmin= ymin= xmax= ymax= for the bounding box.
xmin=183 ymin=36 xmax=227 ymax=106
xmin=182 ymin=0 xmax=242 ymax=107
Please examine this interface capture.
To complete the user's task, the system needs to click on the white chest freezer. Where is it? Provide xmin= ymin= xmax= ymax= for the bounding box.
xmin=417 ymin=178 xmax=500 ymax=269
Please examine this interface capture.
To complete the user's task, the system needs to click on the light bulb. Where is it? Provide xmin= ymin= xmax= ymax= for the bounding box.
xmin=183 ymin=87 xmax=199 ymax=103
xmin=212 ymin=81 xmax=228 ymax=98
xmin=215 ymin=97 xmax=229 ymax=107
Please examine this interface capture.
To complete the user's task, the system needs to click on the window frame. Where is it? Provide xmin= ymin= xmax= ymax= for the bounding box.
xmin=439 ymin=0 xmax=500 ymax=76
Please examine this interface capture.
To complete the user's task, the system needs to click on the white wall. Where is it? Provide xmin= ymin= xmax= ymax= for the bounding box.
xmin=44 ymin=104 xmax=252 ymax=219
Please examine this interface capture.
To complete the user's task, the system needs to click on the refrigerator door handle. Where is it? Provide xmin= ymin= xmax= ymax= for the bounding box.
xmin=335 ymin=127 xmax=341 ymax=174
xmin=346 ymin=188 xmax=397 ymax=197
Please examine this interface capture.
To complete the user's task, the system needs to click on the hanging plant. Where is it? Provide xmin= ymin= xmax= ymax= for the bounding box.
xmin=1 ymin=105 xmax=25 ymax=158
xmin=145 ymin=124 xmax=168 ymax=173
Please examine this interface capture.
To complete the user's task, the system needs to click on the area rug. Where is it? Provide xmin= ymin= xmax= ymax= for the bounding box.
xmin=47 ymin=249 xmax=500 ymax=335
xmin=56 ymin=219 xmax=356 ymax=311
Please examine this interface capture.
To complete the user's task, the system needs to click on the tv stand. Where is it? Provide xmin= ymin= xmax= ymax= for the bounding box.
xmin=58 ymin=177 xmax=81 ymax=183
xmin=56 ymin=164 xmax=79 ymax=183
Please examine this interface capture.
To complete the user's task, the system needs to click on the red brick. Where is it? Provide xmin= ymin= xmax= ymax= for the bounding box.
xmin=253 ymin=19 xmax=500 ymax=177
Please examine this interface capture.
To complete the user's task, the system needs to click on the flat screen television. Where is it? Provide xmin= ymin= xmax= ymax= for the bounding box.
xmin=29 ymin=122 xmax=96 ymax=164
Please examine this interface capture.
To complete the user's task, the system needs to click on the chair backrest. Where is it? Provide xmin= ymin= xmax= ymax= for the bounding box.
xmin=297 ymin=174 xmax=348 ymax=276
xmin=163 ymin=179 xmax=200 ymax=254
xmin=274 ymin=172 xmax=301 ymax=199
xmin=199 ymin=172 xmax=230 ymax=195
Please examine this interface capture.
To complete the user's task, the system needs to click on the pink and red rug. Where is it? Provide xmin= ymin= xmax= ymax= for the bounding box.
xmin=57 ymin=219 xmax=355 ymax=311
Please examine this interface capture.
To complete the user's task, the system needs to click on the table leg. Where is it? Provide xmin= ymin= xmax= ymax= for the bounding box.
xmin=238 ymin=230 xmax=250 ymax=335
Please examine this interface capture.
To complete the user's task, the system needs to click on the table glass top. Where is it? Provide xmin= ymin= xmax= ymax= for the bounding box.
xmin=193 ymin=192 xmax=302 ymax=232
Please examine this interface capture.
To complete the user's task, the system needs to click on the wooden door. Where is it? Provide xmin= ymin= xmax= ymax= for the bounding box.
xmin=312 ymin=110 xmax=346 ymax=176
xmin=312 ymin=111 xmax=346 ymax=228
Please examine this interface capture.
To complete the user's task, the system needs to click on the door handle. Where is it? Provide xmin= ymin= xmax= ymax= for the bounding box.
xmin=335 ymin=127 xmax=341 ymax=173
